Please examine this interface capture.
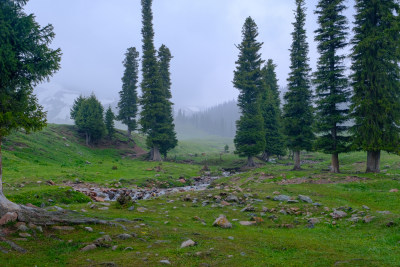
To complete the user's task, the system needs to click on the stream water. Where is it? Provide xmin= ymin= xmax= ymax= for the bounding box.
xmin=70 ymin=172 xmax=233 ymax=202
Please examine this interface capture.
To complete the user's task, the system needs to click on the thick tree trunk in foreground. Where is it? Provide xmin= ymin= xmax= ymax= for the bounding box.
xmin=331 ymin=153 xmax=340 ymax=173
xmin=247 ymin=156 xmax=256 ymax=167
xmin=262 ymin=152 xmax=270 ymax=162
xmin=293 ymin=150 xmax=301 ymax=170
xmin=366 ymin=150 xmax=380 ymax=173
xmin=151 ymin=146 xmax=162 ymax=161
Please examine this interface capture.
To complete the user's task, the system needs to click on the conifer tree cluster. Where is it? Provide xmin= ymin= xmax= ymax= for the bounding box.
xmin=233 ymin=0 xmax=400 ymax=173
xmin=138 ymin=0 xmax=177 ymax=161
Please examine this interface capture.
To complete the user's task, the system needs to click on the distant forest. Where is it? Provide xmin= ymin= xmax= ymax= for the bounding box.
xmin=175 ymin=100 xmax=240 ymax=138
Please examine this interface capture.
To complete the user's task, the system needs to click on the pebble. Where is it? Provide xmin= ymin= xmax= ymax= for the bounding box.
xmin=273 ymin=195 xmax=291 ymax=202
xmin=118 ymin=234 xmax=133 ymax=240
xmin=84 ymin=227 xmax=93 ymax=232
xmin=213 ymin=214 xmax=232 ymax=228
xmin=181 ymin=239 xmax=196 ymax=248
xmin=81 ymin=244 xmax=97 ymax=251
xmin=228 ymin=236 xmax=234 ymax=240
xmin=160 ymin=260 xmax=171 ymax=265
xmin=298 ymin=195 xmax=313 ymax=203
xmin=19 ymin=233 xmax=31 ymax=238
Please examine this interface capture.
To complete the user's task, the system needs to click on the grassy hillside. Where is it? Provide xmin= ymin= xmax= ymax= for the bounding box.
xmin=1 ymin=124 xmax=400 ymax=266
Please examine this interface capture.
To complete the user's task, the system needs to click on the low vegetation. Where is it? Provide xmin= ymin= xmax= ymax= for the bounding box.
xmin=0 ymin=124 xmax=399 ymax=266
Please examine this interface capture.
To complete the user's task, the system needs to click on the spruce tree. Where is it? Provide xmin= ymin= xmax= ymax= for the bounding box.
xmin=118 ymin=47 xmax=139 ymax=138
xmin=158 ymin=45 xmax=178 ymax=158
xmin=313 ymin=0 xmax=350 ymax=173
xmin=105 ymin=106 xmax=115 ymax=139
xmin=350 ymin=0 xmax=400 ymax=173
xmin=139 ymin=0 xmax=170 ymax=161
xmin=233 ymin=17 xmax=265 ymax=167
xmin=261 ymin=59 xmax=285 ymax=161
xmin=72 ymin=94 xmax=105 ymax=145
xmin=283 ymin=0 xmax=314 ymax=170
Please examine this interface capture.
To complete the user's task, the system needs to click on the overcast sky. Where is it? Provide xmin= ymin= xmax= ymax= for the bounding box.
xmin=25 ymin=0 xmax=355 ymax=110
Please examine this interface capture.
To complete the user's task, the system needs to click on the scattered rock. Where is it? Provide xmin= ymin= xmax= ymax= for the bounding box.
xmin=225 ymin=194 xmax=239 ymax=202
xmin=117 ymin=234 xmax=133 ymax=240
xmin=298 ymin=195 xmax=313 ymax=203
xmin=362 ymin=205 xmax=370 ymax=210
xmin=160 ymin=260 xmax=171 ymax=265
xmin=84 ymin=227 xmax=93 ymax=232
xmin=308 ymin=218 xmax=320 ymax=225
xmin=241 ymin=205 xmax=255 ymax=212
xmin=81 ymin=244 xmax=97 ymax=251
xmin=111 ymin=245 xmax=118 ymax=251
xmin=128 ymin=206 xmax=135 ymax=211
xmin=273 ymin=195 xmax=291 ymax=202
xmin=213 ymin=214 xmax=232 ymax=229
xmin=19 ymin=233 xmax=31 ymax=238
xmin=239 ymin=221 xmax=256 ymax=226
xmin=273 ymin=191 xmax=281 ymax=195
xmin=181 ymin=239 xmax=196 ymax=248
xmin=389 ymin=189 xmax=398 ymax=193
xmin=98 ymin=207 xmax=109 ymax=211
xmin=124 ymin=247 xmax=133 ymax=251
xmin=0 ymin=212 xmax=18 ymax=225
xmin=17 ymin=224 xmax=29 ymax=232
xmin=330 ymin=210 xmax=347 ymax=219
xmin=228 ymin=236 xmax=234 ymax=240
xmin=377 ymin=211 xmax=391 ymax=215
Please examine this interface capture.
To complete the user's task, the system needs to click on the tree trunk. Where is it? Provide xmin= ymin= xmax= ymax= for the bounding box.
xmin=127 ymin=128 xmax=132 ymax=139
xmin=293 ymin=150 xmax=301 ymax=170
xmin=0 ymin=138 xmax=21 ymax=213
xmin=85 ymin=132 xmax=89 ymax=146
xmin=262 ymin=152 xmax=270 ymax=162
xmin=150 ymin=147 xmax=162 ymax=161
xmin=247 ymin=156 xmax=256 ymax=167
xmin=331 ymin=153 xmax=340 ymax=173
xmin=366 ymin=150 xmax=380 ymax=173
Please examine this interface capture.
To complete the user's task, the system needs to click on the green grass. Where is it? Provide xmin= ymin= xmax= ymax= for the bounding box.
xmin=1 ymin=124 xmax=400 ymax=266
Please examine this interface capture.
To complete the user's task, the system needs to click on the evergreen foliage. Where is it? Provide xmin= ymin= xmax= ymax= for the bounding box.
xmin=71 ymin=94 xmax=105 ymax=145
xmin=105 ymin=106 xmax=115 ymax=139
xmin=350 ymin=0 xmax=400 ymax=172
xmin=261 ymin=59 xmax=286 ymax=160
xmin=0 ymin=0 xmax=61 ymax=139
xmin=283 ymin=0 xmax=314 ymax=169
xmin=0 ymin=0 xmax=61 ymax=203
xmin=313 ymin=0 xmax=350 ymax=172
xmin=118 ymin=47 xmax=139 ymax=137
xmin=233 ymin=17 xmax=265 ymax=167
xmin=139 ymin=0 xmax=176 ymax=161
xmin=158 ymin=45 xmax=178 ymax=158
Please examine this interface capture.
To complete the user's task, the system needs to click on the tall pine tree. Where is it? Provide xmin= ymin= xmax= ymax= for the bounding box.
xmin=350 ymin=0 xmax=400 ymax=173
xmin=139 ymin=0 xmax=172 ymax=161
xmin=158 ymin=45 xmax=177 ymax=158
xmin=233 ymin=17 xmax=265 ymax=167
xmin=313 ymin=0 xmax=350 ymax=173
xmin=118 ymin=47 xmax=139 ymax=138
xmin=261 ymin=59 xmax=285 ymax=161
xmin=283 ymin=0 xmax=314 ymax=170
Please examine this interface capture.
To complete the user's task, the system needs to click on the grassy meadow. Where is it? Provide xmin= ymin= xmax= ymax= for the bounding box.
xmin=1 ymin=124 xmax=400 ymax=266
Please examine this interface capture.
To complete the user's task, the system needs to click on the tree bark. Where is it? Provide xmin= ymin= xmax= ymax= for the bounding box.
xmin=85 ymin=132 xmax=89 ymax=146
xmin=331 ymin=153 xmax=340 ymax=173
xmin=247 ymin=156 xmax=256 ymax=167
xmin=127 ymin=128 xmax=132 ymax=139
xmin=0 ymin=138 xmax=21 ymax=213
xmin=262 ymin=152 xmax=270 ymax=162
xmin=293 ymin=150 xmax=301 ymax=170
xmin=366 ymin=150 xmax=380 ymax=173
xmin=150 ymin=146 xmax=162 ymax=161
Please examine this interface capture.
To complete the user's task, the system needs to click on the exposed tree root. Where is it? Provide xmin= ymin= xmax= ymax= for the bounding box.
xmin=1 ymin=204 xmax=128 ymax=228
